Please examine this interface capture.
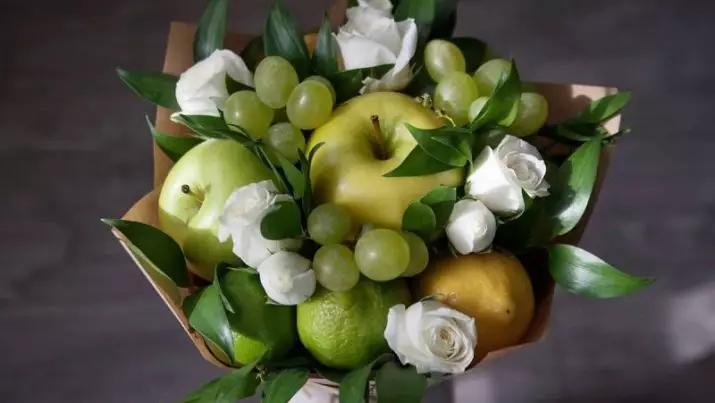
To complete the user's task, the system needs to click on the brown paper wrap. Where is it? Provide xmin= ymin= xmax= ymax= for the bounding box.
xmin=111 ymin=1 xmax=620 ymax=393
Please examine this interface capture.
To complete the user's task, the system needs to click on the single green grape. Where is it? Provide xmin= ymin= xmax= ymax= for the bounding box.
xmin=508 ymin=92 xmax=549 ymax=137
xmin=223 ymin=90 xmax=274 ymax=139
xmin=264 ymin=122 xmax=306 ymax=164
xmin=472 ymin=58 xmax=510 ymax=96
xmin=305 ymin=76 xmax=337 ymax=105
xmin=433 ymin=72 xmax=480 ymax=126
xmin=307 ymin=203 xmax=353 ymax=245
xmin=286 ymin=80 xmax=334 ymax=130
xmin=354 ymin=229 xmax=410 ymax=282
xmin=400 ymin=232 xmax=429 ymax=277
xmin=254 ymin=56 xmax=299 ymax=109
xmin=424 ymin=39 xmax=466 ymax=82
xmin=467 ymin=96 xmax=489 ymax=123
xmin=312 ymin=244 xmax=361 ymax=292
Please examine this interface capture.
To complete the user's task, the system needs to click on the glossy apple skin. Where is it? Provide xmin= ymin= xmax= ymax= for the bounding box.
xmin=158 ymin=139 xmax=272 ymax=280
xmin=307 ymin=92 xmax=464 ymax=230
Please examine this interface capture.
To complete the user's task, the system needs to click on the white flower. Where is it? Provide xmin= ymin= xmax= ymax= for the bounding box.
xmin=335 ymin=0 xmax=418 ymax=93
xmin=258 ymin=251 xmax=316 ymax=305
xmin=446 ymin=199 xmax=497 ymax=255
xmin=385 ymin=301 xmax=477 ymax=374
xmin=465 ymin=135 xmax=550 ymax=215
xmin=218 ymin=180 xmax=301 ymax=268
xmin=174 ymin=49 xmax=253 ymax=117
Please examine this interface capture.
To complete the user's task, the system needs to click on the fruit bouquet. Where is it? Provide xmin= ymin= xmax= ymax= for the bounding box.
xmin=105 ymin=0 xmax=655 ymax=401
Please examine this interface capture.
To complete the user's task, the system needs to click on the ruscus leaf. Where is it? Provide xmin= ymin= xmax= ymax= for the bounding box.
xmin=116 ymin=68 xmax=179 ymax=110
xmin=262 ymin=368 xmax=310 ymax=403
xmin=194 ymin=0 xmax=228 ymax=62
xmin=102 ymin=219 xmax=189 ymax=287
xmin=339 ymin=354 xmax=393 ymax=403
xmin=312 ymin=15 xmax=340 ymax=77
xmin=264 ymin=1 xmax=311 ymax=78
xmin=544 ymin=139 xmax=601 ymax=238
xmin=384 ymin=146 xmax=458 ymax=177
xmin=182 ymin=285 xmax=235 ymax=366
xmin=145 ymin=116 xmax=202 ymax=162
xmin=578 ymin=92 xmax=631 ymax=123
xmin=241 ymin=36 xmax=265 ymax=71
xmin=395 ymin=0 xmax=436 ymax=43
xmin=548 ymin=244 xmax=655 ymax=298
xmin=375 ymin=362 xmax=427 ymax=403
xmin=213 ymin=359 xmax=262 ymax=402
xmin=260 ymin=200 xmax=303 ymax=240
xmin=276 ymin=153 xmax=306 ymax=199
xmin=406 ymin=125 xmax=471 ymax=167
xmin=402 ymin=202 xmax=437 ymax=239
xmin=468 ymin=59 xmax=522 ymax=131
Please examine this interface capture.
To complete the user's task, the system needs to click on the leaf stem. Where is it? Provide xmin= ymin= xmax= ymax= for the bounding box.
xmin=370 ymin=114 xmax=389 ymax=160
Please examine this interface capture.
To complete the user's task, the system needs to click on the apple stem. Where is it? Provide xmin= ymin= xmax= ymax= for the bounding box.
xmin=181 ymin=184 xmax=204 ymax=204
xmin=370 ymin=114 xmax=388 ymax=160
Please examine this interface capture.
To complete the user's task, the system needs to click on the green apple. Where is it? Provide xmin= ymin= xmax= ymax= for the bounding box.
xmin=158 ymin=139 xmax=272 ymax=280
xmin=307 ymin=92 xmax=464 ymax=230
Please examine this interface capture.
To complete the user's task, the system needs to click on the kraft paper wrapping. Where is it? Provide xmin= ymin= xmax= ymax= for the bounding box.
xmin=111 ymin=2 xmax=619 ymax=395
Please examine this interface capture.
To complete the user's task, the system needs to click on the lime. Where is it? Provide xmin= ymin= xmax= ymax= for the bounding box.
xmin=297 ymin=277 xmax=411 ymax=369
xmin=222 ymin=269 xmax=297 ymax=365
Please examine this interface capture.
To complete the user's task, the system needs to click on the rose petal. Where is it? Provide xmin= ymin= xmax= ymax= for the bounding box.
xmin=466 ymin=147 xmax=525 ymax=214
xmin=446 ymin=199 xmax=497 ymax=255
xmin=334 ymin=30 xmax=397 ymax=70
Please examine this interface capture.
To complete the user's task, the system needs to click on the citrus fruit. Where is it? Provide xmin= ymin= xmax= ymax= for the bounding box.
xmin=297 ymin=277 xmax=411 ymax=369
xmin=221 ymin=269 xmax=297 ymax=365
xmin=414 ymin=252 xmax=534 ymax=358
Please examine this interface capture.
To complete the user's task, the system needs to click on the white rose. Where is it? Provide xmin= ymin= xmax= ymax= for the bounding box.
xmin=335 ymin=0 xmax=418 ymax=93
xmin=445 ymin=199 xmax=497 ymax=255
xmin=258 ymin=251 xmax=316 ymax=305
xmin=173 ymin=49 xmax=253 ymax=117
xmin=218 ymin=180 xmax=301 ymax=268
xmin=385 ymin=301 xmax=477 ymax=374
xmin=465 ymin=135 xmax=550 ymax=215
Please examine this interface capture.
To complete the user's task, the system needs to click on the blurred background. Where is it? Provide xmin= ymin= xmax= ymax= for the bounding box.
xmin=1 ymin=0 xmax=713 ymax=401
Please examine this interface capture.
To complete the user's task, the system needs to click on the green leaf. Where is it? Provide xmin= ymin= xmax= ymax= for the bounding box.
xmin=308 ymin=142 xmax=325 ymax=164
xmin=451 ymin=37 xmax=487 ymax=72
xmin=312 ymin=15 xmax=340 ymax=77
xmin=254 ymin=144 xmax=290 ymax=194
xmin=172 ymin=114 xmax=253 ymax=144
xmin=330 ymin=65 xmax=395 ymax=103
xmin=578 ymin=92 xmax=631 ymax=123
xmin=183 ymin=378 xmax=221 ymax=403
xmin=264 ymin=0 xmax=311 ymax=78
xmin=384 ymin=146 xmax=458 ymax=177
xmin=145 ymin=116 xmax=202 ymax=162
xmin=102 ymin=219 xmax=189 ymax=287
xmin=214 ymin=359 xmax=262 ymax=402
xmin=194 ymin=0 xmax=228 ymax=62
xmin=299 ymin=150 xmax=316 ymax=214
xmin=375 ymin=362 xmax=427 ymax=403
xmin=406 ymin=125 xmax=471 ymax=167
xmin=183 ymin=285 xmax=235 ymax=365
xmin=548 ymin=244 xmax=655 ymax=298
xmin=544 ymin=139 xmax=601 ymax=238
xmin=261 ymin=200 xmax=303 ymax=240
xmin=402 ymin=202 xmax=437 ymax=239
xmin=226 ymin=75 xmax=252 ymax=94
xmin=468 ymin=59 xmax=522 ymax=131
xmin=395 ymin=0 xmax=436 ymax=43
xmin=276 ymin=153 xmax=306 ymax=199
xmin=116 ymin=68 xmax=179 ymax=110
xmin=214 ymin=263 xmax=236 ymax=314
xmin=420 ymin=185 xmax=457 ymax=231
xmin=262 ymin=368 xmax=310 ymax=403
xmin=339 ymin=354 xmax=393 ymax=403
xmin=241 ymin=36 xmax=265 ymax=71
xmin=315 ymin=366 xmax=348 ymax=383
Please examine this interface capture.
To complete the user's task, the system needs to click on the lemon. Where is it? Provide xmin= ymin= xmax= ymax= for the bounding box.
xmin=297 ymin=277 xmax=411 ymax=369
xmin=415 ymin=252 xmax=534 ymax=358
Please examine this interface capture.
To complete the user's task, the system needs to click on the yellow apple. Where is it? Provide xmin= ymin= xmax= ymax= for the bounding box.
xmin=158 ymin=139 xmax=272 ymax=280
xmin=307 ymin=92 xmax=464 ymax=230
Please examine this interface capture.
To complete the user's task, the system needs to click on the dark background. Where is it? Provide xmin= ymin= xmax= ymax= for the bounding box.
xmin=2 ymin=0 xmax=714 ymax=402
